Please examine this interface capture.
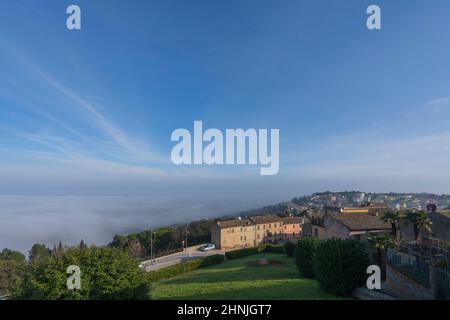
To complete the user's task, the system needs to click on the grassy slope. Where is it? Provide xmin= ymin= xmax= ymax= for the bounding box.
xmin=151 ymin=253 xmax=346 ymax=300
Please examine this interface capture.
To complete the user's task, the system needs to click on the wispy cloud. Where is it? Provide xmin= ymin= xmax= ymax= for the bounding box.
xmin=0 ymin=42 xmax=168 ymax=175
xmin=423 ymin=98 xmax=450 ymax=113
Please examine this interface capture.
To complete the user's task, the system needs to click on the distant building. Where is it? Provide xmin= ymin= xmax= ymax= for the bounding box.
xmin=320 ymin=212 xmax=391 ymax=240
xmin=304 ymin=204 xmax=392 ymax=240
xmin=211 ymin=214 xmax=303 ymax=250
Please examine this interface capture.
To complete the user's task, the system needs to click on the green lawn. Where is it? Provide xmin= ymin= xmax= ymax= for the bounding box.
xmin=150 ymin=253 xmax=347 ymax=300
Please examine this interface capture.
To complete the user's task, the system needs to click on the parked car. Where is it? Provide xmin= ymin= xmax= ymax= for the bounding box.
xmin=199 ymin=243 xmax=216 ymax=252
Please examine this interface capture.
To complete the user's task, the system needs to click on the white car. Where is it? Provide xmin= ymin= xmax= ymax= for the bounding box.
xmin=199 ymin=243 xmax=216 ymax=252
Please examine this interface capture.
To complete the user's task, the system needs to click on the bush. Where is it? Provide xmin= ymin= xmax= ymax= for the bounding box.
xmin=294 ymin=238 xmax=319 ymax=278
xmin=263 ymin=244 xmax=285 ymax=254
xmin=284 ymin=241 xmax=295 ymax=257
xmin=313 ymin=238 xmax=370 ymax=296
xmin=225 ymin=247 xmax=260 ymax=260
xmin=147 ymin=254 xmax=224 ymax=282
xmin=199 ymin=254 xmax=225 ymax=267
xmin=19 ymin=246 xmax=150 ymax=300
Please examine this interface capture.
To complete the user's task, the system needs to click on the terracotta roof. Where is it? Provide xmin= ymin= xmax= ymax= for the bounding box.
xmin=367 ymin=202 xmax=390 ymax=208
xmin=328 ymin=213 xmax=391 ymax=231
xmin=282 ymin=217 xmax=303 ymax=224
xmin=249 ymin=215 xmax=283 ymax=224
xmin=217 ymin=219 xmax=253 ymax=229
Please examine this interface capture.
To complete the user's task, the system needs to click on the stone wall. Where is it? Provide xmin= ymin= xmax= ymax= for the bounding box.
xmin=384 ymin=263 xmax=434 ymax=300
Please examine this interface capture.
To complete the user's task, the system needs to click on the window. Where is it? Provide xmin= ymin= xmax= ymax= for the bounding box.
xmin=240 ymin=236 xmax=243 ymax=241
xmin=263 ymin=225 xmax=265 ymax=230
xmin=284 ymin=225 xmax=287 ymax=229
xmin=279 ymin=223 xmax=282 ymax=227
xmin=257 ymin=225 xmax=260 ymax=230
xmin=244 ymin=236 xmax=247 ymax=241
xmin=269 ymin=224 xmax=271 ymax=228
xmin=232 ymin=228 xmax=234 ymax=233
xmin=314 ymin=228 xmax=318 ymax=237
xmin=240 ymin=227 xmax=243 ymax=232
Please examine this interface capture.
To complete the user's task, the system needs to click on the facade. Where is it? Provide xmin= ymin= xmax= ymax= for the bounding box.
xmin=211 ymin=219 xmax=256 ymax=249
xmin=282 ymin=216 xmax=304 ymax=240
xmin=212 ymin=214 xmax=303 ymax=250
xmin=249 ymin=215 xmax=284 ymax=245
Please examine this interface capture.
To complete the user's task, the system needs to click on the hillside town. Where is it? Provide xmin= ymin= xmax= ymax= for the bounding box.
xmin=212 ymin=199 xmax=450 ymax=300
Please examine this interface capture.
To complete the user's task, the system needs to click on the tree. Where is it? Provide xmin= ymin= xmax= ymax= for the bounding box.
xmin=406 ymin=211 xmax=433 ymax=241
xmin=294 ymin=238 xmax=319 ymax=278
xmin=79 ymin=240 xmax=87 ymax=249
xmin=0 ymin=260 xmax=25 ymax=296
xmin=283 ymin=241 xmax=295 ymax=257
xmin=0 ymin=249 xmax=25 ymax=296
xmin=367 ymin=234 xmax=396 ymax=265
xmin=29 ymin=244 xmax=51 ymax=263
xmin=314 ymin=239 xmax=370 ymax=296
xmin=367 ymin=234 xmax=396 ymax=280
xmin=0 ymin=248 xmax=25 ymax=263
xmin=381 ymin=211 xmax=401 ymax=241
xmin=19 ymin=246 xmax=150 ymax=300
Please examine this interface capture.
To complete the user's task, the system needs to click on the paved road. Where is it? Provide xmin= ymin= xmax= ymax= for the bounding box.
xmin=140 ymin=244 xmax=224 ymax=272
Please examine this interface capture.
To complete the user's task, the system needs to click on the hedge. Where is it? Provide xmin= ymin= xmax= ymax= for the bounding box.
xmin=294 ymin=237 xmax=319 ymax=278
xmin=263 ymin=244 xmax=285 ymax=254
xmin=146 ymin=254 xmax=224 ymax=282
xmin=225 ymin=247 xmax=261 ymax=260
xmin=313 ymin=238 xmax=370 ymax=296
xmin=283 ymin=241 xmax=295 ymax=257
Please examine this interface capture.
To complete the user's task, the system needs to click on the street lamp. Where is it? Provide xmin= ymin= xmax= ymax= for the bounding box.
xmin=150 ymin=229 xmax=156 ymax=264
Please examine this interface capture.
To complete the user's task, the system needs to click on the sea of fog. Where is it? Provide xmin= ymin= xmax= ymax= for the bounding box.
xmin=0 ymin=195 xmax=267 ymax=254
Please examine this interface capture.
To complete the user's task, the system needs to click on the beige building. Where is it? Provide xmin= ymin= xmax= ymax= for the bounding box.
xmin=282 ymin=216 xmax=304 ymax=240
xmin=212 ymin=214 xmax=303 ymax=250
xmin=249 ymin=215 xmax=284 ymax=245
xmin=211 ymin=218 xmax=256 ymax=249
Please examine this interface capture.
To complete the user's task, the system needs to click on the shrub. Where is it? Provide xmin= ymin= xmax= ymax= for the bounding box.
xmin=147 ymin=254 xmax=224 ymax=282
xmin=284 ymin=241 xmax=295 ymax=257
xmin=225 ymin=247 xmax=260 ymax=260
xmin=19 ymin=246 xmax=150 ymax=300
xmin=313 ymin=238 xmax=370 ymax=296
xmin=294 ymin=237 xmax=319 ymax=278
xmin=199 ymin=254 xmax=225 ymax=267
xmin=264 ymin=244 xmax=285 ymax=254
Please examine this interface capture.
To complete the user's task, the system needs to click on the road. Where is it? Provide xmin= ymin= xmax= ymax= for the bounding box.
xmin=140 ymin=244 xmax=225 ymax=272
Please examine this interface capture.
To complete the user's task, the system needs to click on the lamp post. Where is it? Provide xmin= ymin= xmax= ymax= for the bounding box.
xmin=150 ymin=228 xmax=153 ymax=264
xmin=150 ymin=229 xmax=156 ymax=264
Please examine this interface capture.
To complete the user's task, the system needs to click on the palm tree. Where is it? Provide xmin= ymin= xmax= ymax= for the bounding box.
xmin=381 ymin=211 xmax=401 ymax=241
xmin=367 ymin=234 xmax=396 ymax=266
xmin=367 ymin=234 xmax=396 ymax=281
xmin=405 ymin=210 xmax=433 ymax=242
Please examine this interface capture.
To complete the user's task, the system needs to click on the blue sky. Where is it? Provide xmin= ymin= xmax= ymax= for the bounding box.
xmin=2 ymin=0 xmax=450 ymax=250
xmin=2 ymin=0 xmax=450 ymax=192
